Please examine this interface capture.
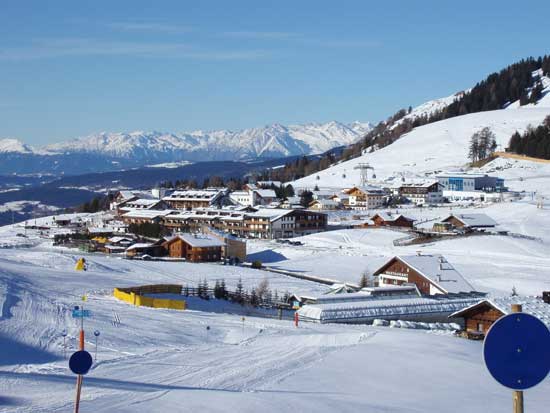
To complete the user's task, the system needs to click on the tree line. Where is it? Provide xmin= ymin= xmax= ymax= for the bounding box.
xmin=263 ymin=55 xmax=550 ymax=183
xmin=183 ymin=277 xmax=292 ymax=308
xmin=508 ymin=115 xmax=550 ymax=159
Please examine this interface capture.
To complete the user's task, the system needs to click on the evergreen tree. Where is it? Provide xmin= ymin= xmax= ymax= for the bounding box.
xmin=358 ymin=272 xmax=369 ymax=289
xmin=250 ymin=289 xmax=259 ymax=307
xmin=235 ymin=277 xmax=244 ymax=304
xmin=468 ymin=133 xmax=480 ymax=162
xmin=220 ymin=278 xmax=227 ymax=300
xmin=300 ymin=190 xmax=314 ymax=207
xmin=214 ymin=280 xmax=222 ymax=299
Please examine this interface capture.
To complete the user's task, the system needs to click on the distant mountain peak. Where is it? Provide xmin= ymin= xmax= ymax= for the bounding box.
xmin=39 ymin=120 xmax=373 ymax=162
xmin=0 ymin=138 xmax=34 ymax=154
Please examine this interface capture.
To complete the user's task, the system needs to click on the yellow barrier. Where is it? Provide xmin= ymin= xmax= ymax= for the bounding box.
xmin=113 ymin=285 xmax=186 ymax=310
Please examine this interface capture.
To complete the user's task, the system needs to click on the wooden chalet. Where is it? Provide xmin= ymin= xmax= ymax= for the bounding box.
xmin=450 ymin=296 xmax=550 ymax=338
xmin=125 ymin=240 xmax=166 ymax=258
xmin=373 ymin=254 xmax=476 ymax=295
xmin=344 ymin=186 xmax=385 ymax=210
xmin=368 ymin=212 xmax=415 ymax=228
xmin=162 ymin=234 xmax=224 ymax=262
xmin=440 ymin=213 xmax=497 ymax=230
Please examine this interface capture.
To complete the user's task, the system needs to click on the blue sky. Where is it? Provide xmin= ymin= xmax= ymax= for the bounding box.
xmin=1 ymin=0 xmax=550 ymax=146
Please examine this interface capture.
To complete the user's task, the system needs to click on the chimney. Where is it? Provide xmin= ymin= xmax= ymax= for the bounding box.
xmin=436 ymin=274 xmax=442 ymax=282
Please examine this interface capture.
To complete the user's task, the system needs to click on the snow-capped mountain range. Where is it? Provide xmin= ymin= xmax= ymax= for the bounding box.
xmin=0 ymin=121 xmax=373 ymax=163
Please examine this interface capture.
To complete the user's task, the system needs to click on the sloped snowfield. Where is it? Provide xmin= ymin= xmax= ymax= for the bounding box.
xmin=1 ymin=207 xmax=550 ymax=411
xmin=292 ymin=106 xmax=550 ymax=190
xmin=247 ymin=199 xmax=550 ymax=296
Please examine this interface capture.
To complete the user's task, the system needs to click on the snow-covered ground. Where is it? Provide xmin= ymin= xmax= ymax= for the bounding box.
xmin=291 ymin=106 xmax=550 ymax=194
xmin=1 ymin=202 xmax=550 ymax=411
xmin=247 ymin=198 xmax=550 ymax=296
xmin=0 ymin=206 xmax=550 ymax=412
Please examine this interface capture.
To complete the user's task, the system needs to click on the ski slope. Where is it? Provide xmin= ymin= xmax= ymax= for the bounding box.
xmin=291 ymin=107 xmax=550 ymax=191
xmin=1 ymin=237 xmax=549 ymax=412
xmin=247 ymin=199 xmax=550 ymax=296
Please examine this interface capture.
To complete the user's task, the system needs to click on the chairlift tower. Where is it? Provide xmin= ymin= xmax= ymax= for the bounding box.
xmin=354 ymin=163 xmax=375 ymax=186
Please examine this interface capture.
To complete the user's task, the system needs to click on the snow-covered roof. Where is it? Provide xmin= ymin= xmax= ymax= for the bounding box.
xmin=163 ymin=189 xmax=225 ymax=201
xmin=345 ymin=185 xmax=385 ymax=194
xmin=118 ymin=190 xmax=138 ymax=201
xmin=247 ymin=208 xmax=294 ymax=222
xmin=443 ymin=213 xmax=497 ymax=227
xmin=122 ymin=210 xmax=173 ymax=219
xmin=310 ymin=199 xmax=339 ymax=207
xmin=436 ymin=172 xmax=491 ymax=179
xmin=399 ymin=181 xmax=440 ymax=189
xmin=298 ymin=295 xmax=483 ymax=323
xmin=450 ymin=296 xmax=550 ymax=327
xmin=126 ymin=243 xmax=153 ymax=250
xmin=108 ymin=236 xmax=133 ymax=243
xmin=371 ymin=212 xmax=414 ymax=222
xmin=374 ymin=254 xmax=476 ymax=295
xmin=125 ymin=198 xmax=162 ymax=207
xmin=254 ymin=189 xmax=277 ymax=198
xmin=283 ymin=196 xmax=301 ymax=204
xmin=166 ymin=234 xmax=224 ymax=248
xmin=104 ymin=244 xmax=127 ymax=251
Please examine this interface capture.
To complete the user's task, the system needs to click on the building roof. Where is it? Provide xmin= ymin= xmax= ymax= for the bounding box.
xmin=298 ymin=295 xmax=484 ymax=323
xmin=254 ymin=189 xmax=277 ymax=198
xmin=247 ymin=208 xmax=294 ymax=222
xmin=374 ymin=254 xmax=476 ymax=295
xmin=165 ymin=233 xmax=224 ymax=248
xmin=123 ymin=210 xmax=173 ymax=219
xmin=371 ymin=212 xmax=414 ymax=222
xmin=125 ymin=198 xmax=162 ymax=207
xmin=108 ymin=236 xmax=133 ymax=243
xmin=126 ymin=243 xmax=153 ymax=250
xmin=436 ymin=172 xmax=491 ymax=179
xmin=310 ymin=199 xmax=340 ymax=207
xmin=399 ymin=181 xmax=441 ymax=190
xmin=449 ymin=296 xmax=550 ymax=327
xmin=345 ymin=185 xmax=385 ymax=195
xmin=163 ymin=189 xmax=225 ymax=202
xmin=443 ymin=213 xmax=497 ymax=227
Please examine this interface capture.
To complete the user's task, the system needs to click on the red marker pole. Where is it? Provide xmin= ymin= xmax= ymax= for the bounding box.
xmin=294 ymin=311 xmax=299 ymax=328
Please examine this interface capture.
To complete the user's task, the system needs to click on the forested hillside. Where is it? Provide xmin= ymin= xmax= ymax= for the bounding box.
xmin=265 ymin=56 xmax=550 ymax=182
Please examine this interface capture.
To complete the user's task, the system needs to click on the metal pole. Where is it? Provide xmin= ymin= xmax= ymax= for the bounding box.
xmin=511 ymin=304 xmax=524 ymax=413
xmin=74 ymin=374 xmax=82 ymax=413
xmin=74 ymin=307 xmax=85 ymax=413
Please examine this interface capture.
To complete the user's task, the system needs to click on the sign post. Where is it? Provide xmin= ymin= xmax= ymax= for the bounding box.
xmin=61 ymin=329 xmax=68 ymax=359
xmin=93 ymin=330 xmax=100 ymax=362
xmin=483 ymin=304 xmax=550 ymax=413
xmin=70 ymin=295 xmax=91 ymax=413
xmin=69 ymin=350 xmax=93 ymax=413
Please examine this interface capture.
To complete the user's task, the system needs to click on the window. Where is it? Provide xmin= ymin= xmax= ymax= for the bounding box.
xmin=477 ymin=322 xmax=484 ymax=332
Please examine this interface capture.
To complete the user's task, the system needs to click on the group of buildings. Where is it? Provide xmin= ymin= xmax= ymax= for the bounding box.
xmin=296 ymin=252 xmax=550 ymax=339
xmin=95 ymin=230 xmax=246 ymax=263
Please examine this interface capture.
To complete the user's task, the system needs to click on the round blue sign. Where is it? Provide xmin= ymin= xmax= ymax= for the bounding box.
xmin=483 ymin=312 xmax=550 ymax=390
xmin=69 ymin=350 xmax=93 ymax=375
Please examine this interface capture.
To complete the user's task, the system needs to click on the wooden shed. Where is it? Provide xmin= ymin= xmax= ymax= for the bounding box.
xmin=450 ymin=296 xmax=550 ymax=338
xmin=369 ymin=212 xmax=415 ymax=228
